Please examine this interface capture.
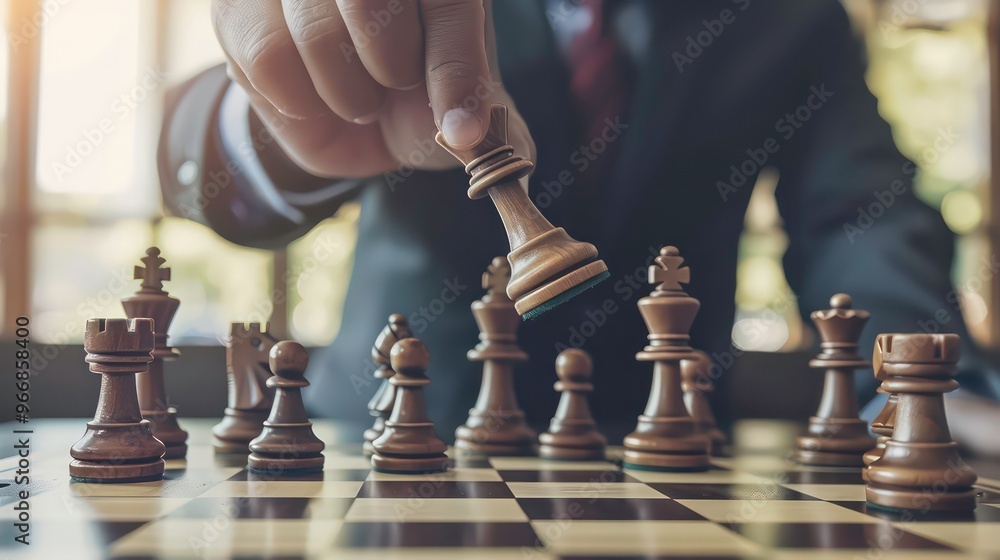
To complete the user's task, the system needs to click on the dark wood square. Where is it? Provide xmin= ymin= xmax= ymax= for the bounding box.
xmin=499 ymin=470 xmax=637 ymax=483
xmin=358 ymin=480 xmax=514 ymax=499
xmin=517 ymin=497 xmax=705 ymax=521
xmin=168 ymin=497 xmax=353 ymax=519
xmin=725 ymin=522 xmax=955 ymax=550
xmin=775 ymin=470 xmax=865 ymax=484
xmin=333 ymin=522 xmax=539 ymax=547
xmin=648 ymin=483 xmax=817 ymax=500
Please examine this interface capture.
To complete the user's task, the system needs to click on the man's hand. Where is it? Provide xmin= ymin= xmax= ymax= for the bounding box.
xmin=212 ymin=0 xmax=534 ymax=179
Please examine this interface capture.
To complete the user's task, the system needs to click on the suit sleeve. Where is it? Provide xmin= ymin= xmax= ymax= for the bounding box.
xmin=157 ymin=64 xmax=368 ymax=249
xmin=773 ymin=2 xmax=999 ymax=400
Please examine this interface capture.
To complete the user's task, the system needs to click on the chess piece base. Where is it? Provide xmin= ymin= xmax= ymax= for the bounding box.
xmin=454 ymin=421 xmax=537 ymax=457
xmin=144 ymin=407 xmax=188 ymax=459
xmin=371 ymin=452 xmax=450 ymax=474
xmin=866 ymin=485 xmax=976 ymax=512
xmin=247 ymin=452 xmax=324 ymax=474
xmin=622 ymin=449 xmax=710 ymax=472
xmin=516 ymin=262 xmax=609 ymax=319
xmin=793 ymin=448 xmax=865 ymax=467
xmin=212 ymin=408 xmax=268 ymax=454
xmin=539 ymin=444 xmax=605 ymax=461
xmin=69 ymin=458 xmax=164 ymax=483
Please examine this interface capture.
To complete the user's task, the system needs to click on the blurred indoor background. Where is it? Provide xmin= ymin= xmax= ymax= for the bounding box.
xmin=0 ymin=0 xmax=997 ymax=415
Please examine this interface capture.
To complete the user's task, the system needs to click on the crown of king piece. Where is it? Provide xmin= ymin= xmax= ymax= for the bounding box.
xmin=134 ymin=246 xmax=171 ymax=292
xmin=648 ymin=246 xmax=690 ymax=291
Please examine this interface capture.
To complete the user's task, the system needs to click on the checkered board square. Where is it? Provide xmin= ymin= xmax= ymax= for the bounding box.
xmin=1 ymin=428 xmax=999 ymax=560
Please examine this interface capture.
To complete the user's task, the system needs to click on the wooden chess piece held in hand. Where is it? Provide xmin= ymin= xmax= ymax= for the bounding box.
xmin=436 ymin=104 xmax=609 ymax=320
xmin=121 ymin=247 xmax=188 ymax=459
xmin=364 ymin=314 xmax=414 ymax=456
xmin=538 ymin=349 xmax=606 ymax=460
xmin=794 ymin=294 xmax=875 ymax=466
xmin=623 ymin=247 xmax=710 ymax=472
xmin=212 ymin=322 xmax=278 ymax=454
xmin=681 ymin=350 xmax=727 ymax=456
xmin=70 ymin=318 xmax=165 ymax=483
xmin=247 ymin=341 xmax=325 ymax=474
xmin=866 ymin=333 xmax=977 ymax=512
xmin=371 ymin=338 xmax=450 ymax=474
xmin=455 ymin=257 xmax=537 ymax=455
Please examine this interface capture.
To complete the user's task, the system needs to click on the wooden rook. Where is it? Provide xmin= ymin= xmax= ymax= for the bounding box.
xmin=623 ymin=247 xmax=710 ymax=471
xmin=681 ymin=350 xmax=727 ymax=456
xmin=866 ymin=333 xmax=977 ymax=512
xmin=364 ymin=314 xmax=413 ymax=456
xmin=371 ymin=338 xmax=450 ymax=474
xmin=212 ymin=322 xmax=278 ymax=454
xmin=794 ymin=294 xmax=875 ymax=466
xmin=248 ymin=341 xmax=325 ymax=474
xmin=436 ymin=104 xmax=609 ymax=320
xmin=70 ymin=318 xmax=165 ymax=483
xmin=455 ymin=257 xmax=537 ymax=455
xmin=538 ymin=349 xmax=606 ymax=460
xmin=121 ymin=246 xmax=188 ymax=459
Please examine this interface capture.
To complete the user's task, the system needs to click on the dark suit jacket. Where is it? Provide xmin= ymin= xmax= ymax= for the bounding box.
xmin=159 ymin=0 xmax=995 ymax=430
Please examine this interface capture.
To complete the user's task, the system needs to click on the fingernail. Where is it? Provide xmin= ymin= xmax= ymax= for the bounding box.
xmin=441 ymin=108 xmax=483 ymax=149
xmin=353 ymin=111 xmax=379 ymax=125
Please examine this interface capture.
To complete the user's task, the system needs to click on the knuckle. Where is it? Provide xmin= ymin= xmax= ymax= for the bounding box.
xmin=285 ymin=2 xmax=345 ymax=45
xmin=241 ymin=28 xmax=296 ymax=79
xmin=427 ymin=59 xmax=476 ymax=89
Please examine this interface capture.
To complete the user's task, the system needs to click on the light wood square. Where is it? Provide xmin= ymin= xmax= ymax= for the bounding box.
xmin=531 ymin=520 xmax=760 ymax=555
xmin=677 ymin=499 xmax=877 ymax=524
xmin=200 ymin=480 xmax=362 ymax=498
xmin=902 ymin=523 xmax=1000 ymax=553
xmin=111 ymin=519 xmax=340 ymax=556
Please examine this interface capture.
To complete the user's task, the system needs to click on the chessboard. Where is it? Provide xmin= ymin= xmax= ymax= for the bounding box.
xmin=1 ymin=419 xmax=999 ymax=559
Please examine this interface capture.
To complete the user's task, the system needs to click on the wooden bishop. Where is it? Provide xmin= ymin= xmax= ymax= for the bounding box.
xmin=866 ymin=333 xmax=977 ymax=512
xmin=436 ymin=104 xmax=609 ymax=320
xmin=121 ymin=246 xmax=188 ymax=459
xmin=364 ymin=314 xmax=413 ymax=456
xmin=455 ymin=257 xmax=537 ymax=455
xmin=212 ymin=322 xmax=278 ymax=454
xmin=794 ymin=294 xmax=875 ymax=466
xmin=623 ymin=246 xmax=710 ymax=471
xmin=70 ymin=318 xmax=165 ymax=482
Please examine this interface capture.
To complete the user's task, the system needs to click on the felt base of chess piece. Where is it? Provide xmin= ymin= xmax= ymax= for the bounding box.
xmin=212 ymin=408 xmax=270 ymax=454
xmin=455 ymin=409 xmax=537 ymax=456
xmin=247 ymin=341 xmax=325 ymax=475
xmin=794 ymin=417 xmax=874 ymax=467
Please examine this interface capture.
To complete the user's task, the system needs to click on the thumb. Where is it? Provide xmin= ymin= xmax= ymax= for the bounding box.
xmin=421 ymin=0 xmax=492 ymax=150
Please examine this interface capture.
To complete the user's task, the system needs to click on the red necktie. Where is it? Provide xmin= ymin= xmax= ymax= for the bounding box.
xmin=567 ymin=0 xmax=634 ymax=184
